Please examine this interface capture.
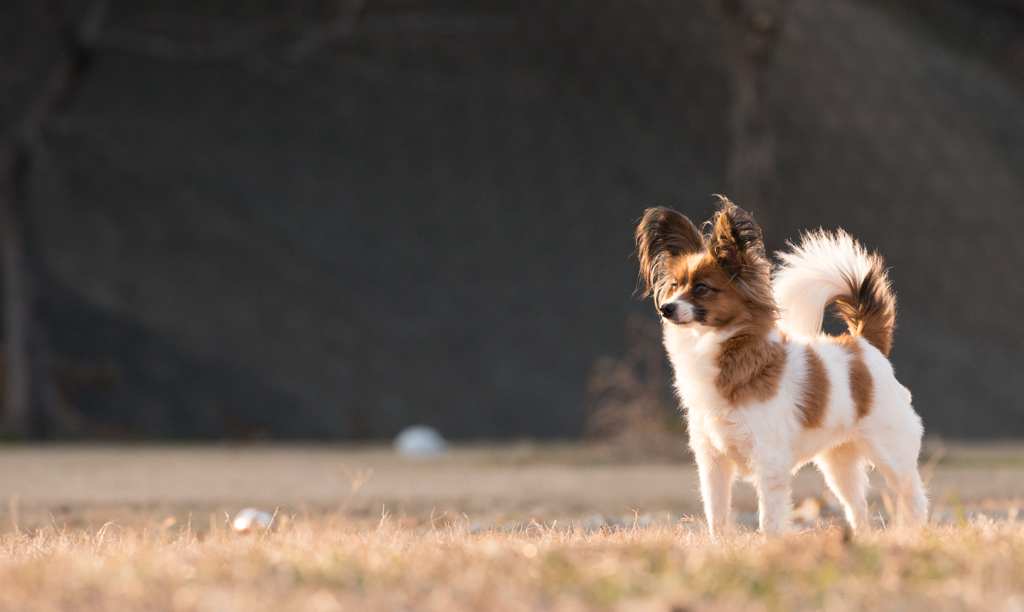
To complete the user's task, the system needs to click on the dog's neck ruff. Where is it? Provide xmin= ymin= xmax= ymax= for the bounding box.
xmin=663 ymin=321 xmax=784 ymax=411
xmin=664 ymin=323 xmax=734 ymax=408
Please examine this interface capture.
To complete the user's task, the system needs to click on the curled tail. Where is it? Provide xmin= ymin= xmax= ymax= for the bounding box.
xmin=773 ymin=230 xmax=896 ymax=356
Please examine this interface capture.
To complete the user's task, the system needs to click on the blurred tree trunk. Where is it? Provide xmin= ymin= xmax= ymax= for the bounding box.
xmin=717 ymin=0 xmax=790 ymax=250
xmin=0 ymin=2 xmax=100 ymax=437
xmin=0 ymin=143 xmax=65 ymax=438
xmin=0 ymin=148 xmax=34 ymax=435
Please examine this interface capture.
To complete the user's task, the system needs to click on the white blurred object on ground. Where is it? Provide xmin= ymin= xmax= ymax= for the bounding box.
xmin=233 ymin=508 xmax=274 ymax=533
xmin=394 ymin=425 xmax=447 ymax=457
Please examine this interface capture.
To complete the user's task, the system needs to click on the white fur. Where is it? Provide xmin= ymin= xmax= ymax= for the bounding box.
xmin=665 ymin=234 xmax=927 ymax=536
xmin=772 ymin=229 xmax=881 ymax=337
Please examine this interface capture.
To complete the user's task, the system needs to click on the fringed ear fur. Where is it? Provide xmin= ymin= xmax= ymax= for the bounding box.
xmin=707 ymin=196 xmax=767 ymax=279
xmin=635 ymin=207 xmax=704 ymax=297
xmin=705 ymin=196 xmax=777 ymax=317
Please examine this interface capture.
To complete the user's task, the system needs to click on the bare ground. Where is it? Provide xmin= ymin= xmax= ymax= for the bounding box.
xmin=1 ymin=440 xmax=1022 ymax=531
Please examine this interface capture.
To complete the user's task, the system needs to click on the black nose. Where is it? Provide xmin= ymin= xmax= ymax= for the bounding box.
xmin=659 ymin=302 xmax=678 ymax=319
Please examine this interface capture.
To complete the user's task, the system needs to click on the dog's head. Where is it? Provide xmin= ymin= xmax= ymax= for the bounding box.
xmin=635 ymin=197 xmax=776 ymax=329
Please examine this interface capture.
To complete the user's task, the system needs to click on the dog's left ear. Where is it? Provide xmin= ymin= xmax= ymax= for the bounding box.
xmin=707 ymin=196 xmax=767 ymax=279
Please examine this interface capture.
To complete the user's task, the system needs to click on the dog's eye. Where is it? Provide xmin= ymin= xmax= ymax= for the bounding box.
xmin=693 ymin=283 xmax=710 ymax=296
xmin=670 ymin=281 xmax=679 ymax=288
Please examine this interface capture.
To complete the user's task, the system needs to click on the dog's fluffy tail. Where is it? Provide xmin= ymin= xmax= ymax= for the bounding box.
xmin=773 ymin=230 xmax=896 ymax=356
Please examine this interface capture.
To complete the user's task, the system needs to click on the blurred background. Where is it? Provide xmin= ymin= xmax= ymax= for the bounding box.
xmin=1 ymin=0 xmax=1022 ymax=442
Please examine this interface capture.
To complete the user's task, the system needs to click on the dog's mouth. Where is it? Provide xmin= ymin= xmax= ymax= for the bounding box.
xmin=662 ymin=315 xmax=695 ymax=326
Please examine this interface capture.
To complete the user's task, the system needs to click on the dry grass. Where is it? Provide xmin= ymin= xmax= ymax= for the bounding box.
xmin=4 ymin=442 xmax=1024 ymax=610
xmin=2 ymin=513 xmax=1024 ymax=611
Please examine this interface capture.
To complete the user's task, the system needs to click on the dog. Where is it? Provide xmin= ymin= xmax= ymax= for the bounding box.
xmin=635 ymin=197 xmax=927 ymax=535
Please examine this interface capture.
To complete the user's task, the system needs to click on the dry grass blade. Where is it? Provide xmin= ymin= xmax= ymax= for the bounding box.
xmin=1 ymin=515 xmax=1023 ymax=611
xmin=920 ymin=445 xmax=947 ymax=488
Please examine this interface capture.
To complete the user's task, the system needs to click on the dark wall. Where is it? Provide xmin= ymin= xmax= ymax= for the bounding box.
xmin=8 ymin=0 xmax=1024 ymax=438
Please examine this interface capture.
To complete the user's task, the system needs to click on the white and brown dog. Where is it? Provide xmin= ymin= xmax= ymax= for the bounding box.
xmin=636 ymin=197 xmax=927 ymax=535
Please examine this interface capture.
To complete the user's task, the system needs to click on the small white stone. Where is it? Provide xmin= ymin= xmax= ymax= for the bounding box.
xmin=232 ymin=508 xmax=274 ymax=533
xmin=394 ymin=425 xmax=447 ymax=457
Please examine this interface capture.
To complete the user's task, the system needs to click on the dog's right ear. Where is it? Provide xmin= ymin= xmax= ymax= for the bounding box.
xmin=635 ymin=207 xmax=704 ymax=297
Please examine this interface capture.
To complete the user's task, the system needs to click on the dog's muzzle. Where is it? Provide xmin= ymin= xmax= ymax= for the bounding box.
xmin=659 ymin=301 xmax=694 ymax=325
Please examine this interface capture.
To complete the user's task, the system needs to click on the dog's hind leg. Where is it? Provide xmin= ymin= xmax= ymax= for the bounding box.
xmin=875 ymin=461 xmax=928 ymax=528
xmin=862 ymin=440 xmax=928 ymax=528
xmin=815 ymin=442 xmax=870 ymax=533
xmin=694 ymin=446 xmax=736 ymax=537
xmin=892 ymin=468 xmax=928 ymax=527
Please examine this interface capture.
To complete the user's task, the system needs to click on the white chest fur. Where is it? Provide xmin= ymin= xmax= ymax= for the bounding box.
xmin=662 ymin=323 xmax=787 ymax=469
xmin=662 ymin=323 xmax=726 ymax=405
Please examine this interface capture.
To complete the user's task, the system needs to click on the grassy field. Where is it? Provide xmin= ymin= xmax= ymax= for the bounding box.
xmin=3 ymin=513 xmax=1024 ymax=611
xmin=2 ymin=441 xmax=1024 ymax=611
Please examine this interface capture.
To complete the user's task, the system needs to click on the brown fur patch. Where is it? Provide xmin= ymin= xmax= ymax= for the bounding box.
xmin=831 ymin=264 xmax=896 ymax=357
xmin=834 ymin=335 xmax=874 ymax=419
xmin=716 ymin=332 xmax=787 ymax=405
xmin=797 ymin=346 xmax=830 ymax=428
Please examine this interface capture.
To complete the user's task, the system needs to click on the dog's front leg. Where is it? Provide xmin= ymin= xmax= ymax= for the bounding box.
xmin=694 ymin=446 xmax=735 ymax=537
xmin=754 ymin=465 xmax=793 ymax=534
